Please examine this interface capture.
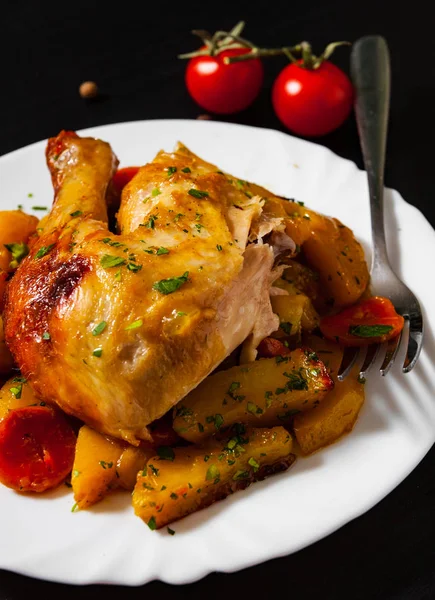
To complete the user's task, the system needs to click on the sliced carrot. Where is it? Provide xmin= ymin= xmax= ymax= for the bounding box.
xmin=0 ymin=406 xmax=76 ymax=492
xmin=320 ymin=296 xmax=404 ymax=347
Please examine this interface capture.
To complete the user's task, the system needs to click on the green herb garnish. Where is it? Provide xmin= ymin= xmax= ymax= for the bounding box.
xmin=35 ymin=244 xmax=54 ymax=259
xmin=92 ymin=321 xmax=107 ymax=336
xmin=153 ymin=272 xmax=189 ymax=295
xmin=188 ymin=189 xmax=209 ymax=199
xmin=349 ymin=324 xmax=394 ymax=338
xmin=100 ymin=255 xmax=126 ymax=269
xmin=147 ymin=516 xmax=157 ymax=530
xmin=125 ymin=318 xmax=143 ymax=330
xmin=4 ymin=242 xmax=29 ymax=268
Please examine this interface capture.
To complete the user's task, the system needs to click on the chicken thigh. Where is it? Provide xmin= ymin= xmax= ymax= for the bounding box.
xmin=4 ymin=131 xmax=283 ymax=444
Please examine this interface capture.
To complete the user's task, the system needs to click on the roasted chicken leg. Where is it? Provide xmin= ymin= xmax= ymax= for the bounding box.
xmin=4 ymin=131 xmax=285 ymax=444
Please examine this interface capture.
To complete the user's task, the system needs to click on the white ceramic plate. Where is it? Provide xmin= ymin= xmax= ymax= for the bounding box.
xmin=0 ymin=119 xmax=434 ymax=586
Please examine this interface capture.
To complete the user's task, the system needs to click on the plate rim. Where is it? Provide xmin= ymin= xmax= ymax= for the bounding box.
xmin=0 ymin=118 xmax=434 ymax=586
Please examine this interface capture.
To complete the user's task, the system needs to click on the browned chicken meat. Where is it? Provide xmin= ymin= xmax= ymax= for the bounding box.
xmin=4 ymin=131 xmax=290 ymax=444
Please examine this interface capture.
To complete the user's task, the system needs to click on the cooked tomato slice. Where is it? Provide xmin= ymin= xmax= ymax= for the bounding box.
xmin=0 ymin=406 xmax=76 ymax=493
xmin=112 ymin=167 xmax=140 ymax=195
xmin=320 ymin=296 xmax=404 ymax=346
xmin=257 ymin=337 xmax=292 ymax=359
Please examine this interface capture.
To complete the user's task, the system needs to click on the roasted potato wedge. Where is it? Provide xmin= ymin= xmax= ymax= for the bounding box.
xmin=116 ymin=446 xmax=154 ymax=491
xmin=293 ymin=334 xmax=365 ymax=454
xmin=72 ymin=426 xmax=125 ymax=509
xmin=0 ymin=376 xmax=39 ymax=419
xmin=302 ymin=219 xmax=369 ymax=309
xmin=293 ymin=376 xmax=364 ymax=454
xmin=271 ymin=293 xmax=320 ymax=338
xmin=72 ymin=426 xmax=152 ymax=508
xmin=173 ymin=348 xmax=333 ymax=443
xmin=133 ymin=426 xmax=295 ymax=529
xmin=0 ymin=210 xmax=38 ymax=272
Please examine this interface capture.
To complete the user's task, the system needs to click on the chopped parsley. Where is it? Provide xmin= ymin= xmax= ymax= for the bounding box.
xmin=349 ymin=324 xmax=393 ymax=337
xmin=32 ymin=206 xmax=48 ymax=211
xmin=156 ymin=247 xmax=169 ymax=255
xmin=153 ymin=272 xmax=189 ymax=295
xmin=152 ymin=188 xmax=161 ymax=197
xmin=157 ymin=446 xmax=175 ymax=461
xmin=93 ymin=348 xmax=103 ymax=357
xmin=167 ymin=166 xmax=177 ymax=177
xmin=170 ymin=492 xmax=178 ymax=500
xmin=92 ymin=321 xmax=107 ymax=336
xmin=265 ymin=393 xmax=273 ymax=409
xmin=100 ymin=255 xmax=126 ymax=269
xmin=216 ymin=244 xmax=223 ymax=251
xmin=188 ymin=189 xmax=209 ymax=199
xmin=280 ymin=322 xmax=292 ymax=335
xmin=42 ymin=332 xmax=51 ymax=340
xmin=100 ymin=238 xmax=124 ymax=248
xmin=125 ymin=318 xmax=143 ymax=330
xmin=35 ymin=244 xmax=54 ymax=259
xmin=181 ymin=167 xmax=191 ymax=173
xmin=275 ymin=355 xmax=289 ymax=365
xmin=233 ymin=470 xmax=249 ymax=481
xmin=283 ymin=370 xmax=309 ymax=391
xmin=99 ymin=461 xmax=113 ymax=469
xmin=149 ymin=464 xmax=159 ymax=476
xmin=127 ymin=262 xmax=142 ymax=273
xmin=4 ymin=242 xmax=29 ymax=268
xmin=147 ymin=516 xmax=157 ymax=530
xmin=9 ymin=385 xmax=23 ymax=399
xmin=70 ymin=210 xmax=83 ymax=217
xmin=248 ymin=457 xmax=260 ymax=472
xmin=144 ymin=214 xmax=158 ymax=229
xmin=167 ymin=527 xmax=176 ymax=535
xmin=206 ymin=464 xmax=220 ymax=481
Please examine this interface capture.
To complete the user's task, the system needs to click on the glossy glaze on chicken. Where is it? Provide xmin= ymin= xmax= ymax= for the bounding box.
xmin=4 ymin=131 xmax=291 ymax=444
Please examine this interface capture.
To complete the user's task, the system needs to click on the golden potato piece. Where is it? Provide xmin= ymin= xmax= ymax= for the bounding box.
xmin=72 ymin=426 xmax=125 ymax=509
xmin=293 ymin=376 xmax=364 ymax=455
xmin=293 ymin=334 xmax=365 ymax=454
xmin=0 ymin=210 xmax=38 ymax=272
xmin=302 ymin=219 xmax=369 ymax=309
xmin=271 ymin=293 xmax=319 ymax=338
xmin=0 ymin=375 xmax=39 ymax=419
xmin=116 ymin=446 xmax=154 ymax=491
xmin=173 ymin=348 xmax=333 ymax=443
xmin=133 ymin=426 xmax=295 ymax=529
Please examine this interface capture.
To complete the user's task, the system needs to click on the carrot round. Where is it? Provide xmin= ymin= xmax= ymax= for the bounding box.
xmin=0 ymin=405 xmax=76 ymax=493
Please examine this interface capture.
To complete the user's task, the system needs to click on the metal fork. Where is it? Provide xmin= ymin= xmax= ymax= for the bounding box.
xmin=337 ymin=35 xmax=423 ymax=381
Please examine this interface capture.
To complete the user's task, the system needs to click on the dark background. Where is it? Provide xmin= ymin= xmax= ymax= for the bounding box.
xmin=1 ymin=1 xmax=434 ymax=598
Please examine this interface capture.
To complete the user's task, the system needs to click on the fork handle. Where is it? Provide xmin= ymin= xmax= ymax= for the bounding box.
xmin=350 ymin=36 xmax=391 ymax=270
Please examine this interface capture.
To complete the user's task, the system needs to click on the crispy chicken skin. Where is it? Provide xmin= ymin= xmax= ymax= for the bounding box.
xmin=4 ymin=132 xmax=281 ymax=444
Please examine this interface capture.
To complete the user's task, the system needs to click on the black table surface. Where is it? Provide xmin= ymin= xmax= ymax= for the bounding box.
xmin=1 ymin=1 xmax=434 ymax=598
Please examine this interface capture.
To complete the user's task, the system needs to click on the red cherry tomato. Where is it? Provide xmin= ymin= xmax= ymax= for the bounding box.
xmin=0 ymin=405 xmax=76 ymax=493
xmin=112 ymin=167 xmax=140 ymax=195
xmin=272 ymin=61 xmax=354 ymax=137
xmin=320 ymin=296 xmax=404 ymax=347
xmin=185 ymin=48 xmax=263 ymax=114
